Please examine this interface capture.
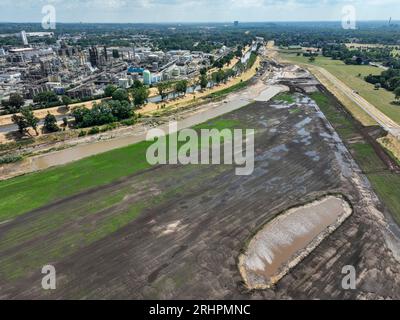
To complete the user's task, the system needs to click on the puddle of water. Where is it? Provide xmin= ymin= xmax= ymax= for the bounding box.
xmin=305 ymin=151 xmax=320 ymax=162
xmin=255 ymin=144 xmax=289 ymax=162
xmin=239 ymin=195 xmax=352 ymax=289
xmin=270 ymin=104 xmax=291 ymax=110
xmin=295 ymin=117 xmax=312 ymax=129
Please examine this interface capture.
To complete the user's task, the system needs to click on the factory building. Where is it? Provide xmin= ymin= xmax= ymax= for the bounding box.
xmin=89 ymin=46 xmax=99 ymax=68
xmin=118 ymin=78 xmax=133 ymax=89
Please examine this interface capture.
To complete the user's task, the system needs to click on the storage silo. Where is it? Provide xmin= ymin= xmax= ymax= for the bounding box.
xmin=143 ymin=70 xmax=152 ymax=85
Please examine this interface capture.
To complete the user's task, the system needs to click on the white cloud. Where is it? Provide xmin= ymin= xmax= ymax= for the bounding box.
xmin=0 ymin=0 xmax=398 ymax=22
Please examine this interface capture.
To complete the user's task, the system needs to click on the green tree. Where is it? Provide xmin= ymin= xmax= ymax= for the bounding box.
xmin=109 ymin=100 xmax=133 ymax=120
xmin=200 ymin=74 xmax=208 ymax=90
xmin=112 ymin=88 xmax=130 ymax=102
xmin=71 ymin=106 xmax=91 ymax=126
xmin=212 ymin=70 xmax=225 ymax=84
xmin=62 ymin=95 xmax=73 ymax=110
xmin=21 ymin=107 xmax=40 ymax=136
xmin=156 ymin=82 xmax=171 ymax=101
xmin=5 ymin=93 xmax=25 ymax=113
xmin=43 ymin=113 xmax=60 ymax=133
xmin=175 ymin=80 xmax=188 ymax=96
xmin=104 ymin=84 xmax=117 ymax=97
xmin=34 ymin=91 xmax=59 ymax=106
xmin=395 ymin=87 xmax=400 ymax=102
xmin=132 ymin=80 xmax=144 ymax=89
xmin=84 ymin=103 xmax=116 ymax=127
xmin=11 ymin=114 xmax=28 ymax=135
xmin=235 ymin=46 xmax=243 ymax=58
xmin=132 ymin=86 xmax=149 ymax=107
xmin=389 ymin=77 xmax=400 ymax=91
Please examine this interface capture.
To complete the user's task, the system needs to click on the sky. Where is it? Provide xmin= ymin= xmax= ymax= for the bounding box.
xmin=0 ymin=0 xmax=398 ymax=23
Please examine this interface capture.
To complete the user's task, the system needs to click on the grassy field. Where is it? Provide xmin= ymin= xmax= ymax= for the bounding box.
xmin=281 ymin=52 xmax=400 ymax=125
xmin=311 ymin=91 xmax=400 ymax=224
xmin=0 ymin=117 xmax=244 ymax=223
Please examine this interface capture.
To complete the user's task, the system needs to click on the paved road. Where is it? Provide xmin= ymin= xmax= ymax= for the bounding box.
xmin=0 ymin=115 xmax=73 ymax=134
xmin=314 ymin=66 xmax=400 ymax=138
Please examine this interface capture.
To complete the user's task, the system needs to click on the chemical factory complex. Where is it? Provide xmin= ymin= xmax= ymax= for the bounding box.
xmin=0 ymin=30 xmax=256 ymax=108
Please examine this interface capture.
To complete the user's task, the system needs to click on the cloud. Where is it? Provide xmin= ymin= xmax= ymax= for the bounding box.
xmin=0 ymin=0 xmax=398 ymax=22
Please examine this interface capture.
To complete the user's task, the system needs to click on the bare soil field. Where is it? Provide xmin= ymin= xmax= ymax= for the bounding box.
xmin=1 ymin=93 xmax=400 ymax=299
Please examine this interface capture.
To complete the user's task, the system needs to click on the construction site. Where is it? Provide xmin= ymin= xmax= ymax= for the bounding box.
xmin=1 ymin=63 xmax=400 ymax=298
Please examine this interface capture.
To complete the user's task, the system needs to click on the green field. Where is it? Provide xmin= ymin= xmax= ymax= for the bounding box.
xmin=0 ymin=118 xmax=243 ymax=223
xmin=311 ymin=91 xmax=400 ymax=224
xmin=281 ymin=52 xmax=400 ymax=125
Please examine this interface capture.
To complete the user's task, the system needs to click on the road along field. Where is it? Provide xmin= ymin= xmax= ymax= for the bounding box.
xmin=310 ymin=87 xmax=400 ymax=225
xmin=1 ymin=91 xmax=400 ymax=299
xmin=279 ymin=53 xmax=400 ymax=128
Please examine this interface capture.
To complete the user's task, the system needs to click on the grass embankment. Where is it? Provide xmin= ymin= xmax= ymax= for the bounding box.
xmin=0 ymin=117 xmax=243 ymax=222
xmin=281 ymin=53 xmax=400 ymax=126
xmin=311 ymin=91 xmax=400 ymax=224
xmin=208 ymin=80 xmax=250 ymax=99
xmin=378 ymin=134 xmax=400 ymax=165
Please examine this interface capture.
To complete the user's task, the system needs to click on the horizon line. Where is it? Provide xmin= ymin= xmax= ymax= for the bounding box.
xmin=0 ymin=19 xmax=397 ymax=25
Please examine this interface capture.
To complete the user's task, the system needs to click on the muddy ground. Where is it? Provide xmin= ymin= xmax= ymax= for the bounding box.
xmin=1 ymin=93 xmax=400 ymax=299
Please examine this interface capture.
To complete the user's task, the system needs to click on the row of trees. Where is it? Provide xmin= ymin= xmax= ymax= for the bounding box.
xmin=1 ymin=92 xmax=74 ymax=115
xmin=319 ymin=44 xmax=400 ymax=103
xmin=104 ymin=81 xmax=150 ymax=107
xmin=365 ymin=68 xmax=400 ymax=92
xmin=365 ymin=68 xmax=400 ymax=103
xmin=11 ymin=107 xmax=65 ymax=136
xmin=154 ymin=68 xmax=237 ymax=103
xmin=156 ymin=80 xmax=189 ymax=101
xmin=72 ymin=84 xmax=146 ymax=128
xmin=322 ymin=44 xmax=400 ymax=68
xmin=213 ymin=51 xmax=236 ymax=69
xmin=72 ymin=100 xmax=134 ymax=128
xmin=10 ymin=84 xmax=145 ymax=135
xmin=154 ymin=48 xmax=248 ymax=102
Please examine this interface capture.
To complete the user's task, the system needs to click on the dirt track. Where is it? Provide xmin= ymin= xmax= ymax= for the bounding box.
xmin=1 ymin=93 xmax=400 ymax=299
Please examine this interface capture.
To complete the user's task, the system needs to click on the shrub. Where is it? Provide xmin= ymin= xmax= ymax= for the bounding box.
xmin=100 ymin=123 xmax=117 ymax=132
xmin=43 ymin=113 xmax=60 ymax=133
xmin=121 ymin=118 xmax=136 ymax=126
xmin=88 ymin=127 xmax=100 ymax=135
xmin=78 ymin=130 xmax=87 ymax=137
xmin=0 ymin=154 xmax=23 ymax=164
